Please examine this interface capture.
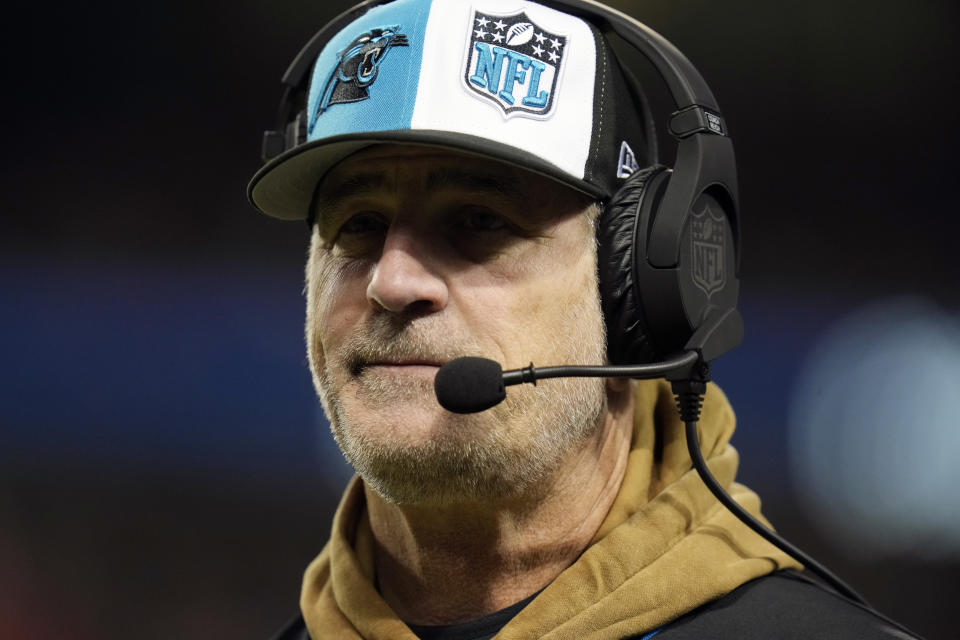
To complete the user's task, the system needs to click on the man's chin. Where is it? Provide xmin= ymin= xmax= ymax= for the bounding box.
xmin=340 ymin=435 xmax=531 ymax=507
xmin=326 ymin=397 xmax=529 ymax=505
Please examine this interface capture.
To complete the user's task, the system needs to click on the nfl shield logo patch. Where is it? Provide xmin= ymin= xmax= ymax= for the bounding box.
xmin=691 ymin=206 xmax=726 ymax=298
xmin=463 ymin=10 xmax=567 ymax=118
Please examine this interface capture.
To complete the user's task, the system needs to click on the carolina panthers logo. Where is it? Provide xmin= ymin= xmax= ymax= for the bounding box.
xmin=315 ymin=26 xmax=409 ymax=117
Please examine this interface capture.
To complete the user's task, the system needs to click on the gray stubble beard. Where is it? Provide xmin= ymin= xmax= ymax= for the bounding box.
xmin=314 ymin=303 xmax=608 ymax=508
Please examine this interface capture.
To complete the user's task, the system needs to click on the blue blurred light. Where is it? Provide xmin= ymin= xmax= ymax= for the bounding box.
xmin=788 ymin=297 xmax=960 ymax=558
xmin=0 ymin=256 xmax=349 ymax=482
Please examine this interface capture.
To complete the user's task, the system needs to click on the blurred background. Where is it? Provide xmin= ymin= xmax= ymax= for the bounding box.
xmin=2 ymin=0 xmax=957 ymax=637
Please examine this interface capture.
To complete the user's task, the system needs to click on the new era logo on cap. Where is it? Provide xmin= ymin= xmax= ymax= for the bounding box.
xmin=617 ymin=141 xmax=639 ymax=178
xmin=463 ymin=10 xmax=567 ymax=118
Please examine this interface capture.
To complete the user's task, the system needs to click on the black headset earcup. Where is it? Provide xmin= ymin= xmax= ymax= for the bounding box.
xmin=597 ymin=165 xmax=668 ymax=365
xmin=600 ymin=162 xmax=741 ymax=366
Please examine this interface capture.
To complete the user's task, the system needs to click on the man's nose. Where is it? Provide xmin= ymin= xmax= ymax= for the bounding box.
xmin=366 ymin=227 xmax=449 ymax=314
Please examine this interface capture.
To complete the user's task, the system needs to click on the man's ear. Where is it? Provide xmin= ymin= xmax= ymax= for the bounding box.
xmin=605 ymin=377 xmax=631 ymax=393
xmin=606 ymin=376 xmax=635 ymax=398
xmin=604 ymin=377 xmax=635 ymax=418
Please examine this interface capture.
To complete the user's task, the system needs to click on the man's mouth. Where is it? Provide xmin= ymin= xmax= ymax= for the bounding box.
xmin=352 ymin=359 xmax=445 ymax=377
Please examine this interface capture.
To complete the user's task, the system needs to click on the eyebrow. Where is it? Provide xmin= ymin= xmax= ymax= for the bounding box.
xmin=313 ymin=166 xmax=527 ymax=219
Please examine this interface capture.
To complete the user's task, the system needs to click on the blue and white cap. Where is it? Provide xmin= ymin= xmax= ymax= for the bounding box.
xmin=248 ymin=0 xmax=651 ymax=221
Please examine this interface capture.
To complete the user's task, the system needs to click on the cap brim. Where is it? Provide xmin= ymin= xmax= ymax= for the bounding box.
xmin=247 ymin=129 xmax=606 ymax=221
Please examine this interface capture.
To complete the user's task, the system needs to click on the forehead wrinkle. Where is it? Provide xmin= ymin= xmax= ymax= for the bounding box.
xmin=424 ymin=167 xmax=525 ymax=202
xmin=314 ymin=162 xmax=530 ymax=226
xmin=314 ymin=171 xmax=393 ymax=221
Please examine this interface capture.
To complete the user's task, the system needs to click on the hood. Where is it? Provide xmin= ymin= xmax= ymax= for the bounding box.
xmin=299 ymin=379 xmax=800 ymax=638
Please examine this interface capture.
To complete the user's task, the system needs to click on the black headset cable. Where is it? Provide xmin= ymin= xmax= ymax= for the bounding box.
xmin=677 ymin=392 xmax=925 ymax=638
xmin=671 ymin=379 xmax=868 ymax=604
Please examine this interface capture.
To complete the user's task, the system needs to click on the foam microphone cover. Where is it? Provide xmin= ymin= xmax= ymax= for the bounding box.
xmin=434 ymin=357 xmax=506 ymax=414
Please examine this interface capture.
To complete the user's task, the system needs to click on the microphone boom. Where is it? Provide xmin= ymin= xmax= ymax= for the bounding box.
xmin=502 ymin=351 xmax=699 ymax=386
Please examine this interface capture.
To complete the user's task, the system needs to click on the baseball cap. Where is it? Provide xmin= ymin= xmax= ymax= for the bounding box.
xmin=247 ymin=0 xmax=652 ymax=221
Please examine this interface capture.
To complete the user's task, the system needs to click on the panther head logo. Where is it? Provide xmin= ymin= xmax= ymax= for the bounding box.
xmin=315 ymin=26 xmax=409 ymax=117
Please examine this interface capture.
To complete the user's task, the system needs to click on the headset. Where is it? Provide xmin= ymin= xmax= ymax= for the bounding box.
xmin=257 ymin=0 xmax=885 ymax=613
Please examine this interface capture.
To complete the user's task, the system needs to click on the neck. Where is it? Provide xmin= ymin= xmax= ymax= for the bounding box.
xmin=365 ymin=381 xmax=636 ymax=625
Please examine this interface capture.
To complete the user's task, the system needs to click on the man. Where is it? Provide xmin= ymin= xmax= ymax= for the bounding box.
xmin=248 ymin=0 xmax=919 ymax=637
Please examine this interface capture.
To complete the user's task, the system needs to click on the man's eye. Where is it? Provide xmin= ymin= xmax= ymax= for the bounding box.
xmin=458 ymin=208 xmax=507 ymax=232
xmin=339 ymin=212 xmax=387 ymax=236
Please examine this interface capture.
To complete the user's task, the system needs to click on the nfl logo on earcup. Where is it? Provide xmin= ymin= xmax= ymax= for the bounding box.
xmin=690 ymin=203 xmax=727 ymax=299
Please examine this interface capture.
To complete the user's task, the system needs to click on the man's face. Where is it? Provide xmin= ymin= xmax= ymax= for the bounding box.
xmin=305 ymin=145 xmax=607 ymax=505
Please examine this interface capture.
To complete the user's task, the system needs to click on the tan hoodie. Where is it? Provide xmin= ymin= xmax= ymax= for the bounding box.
xmin=300 ymin=380 xmax=801 ymax=639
